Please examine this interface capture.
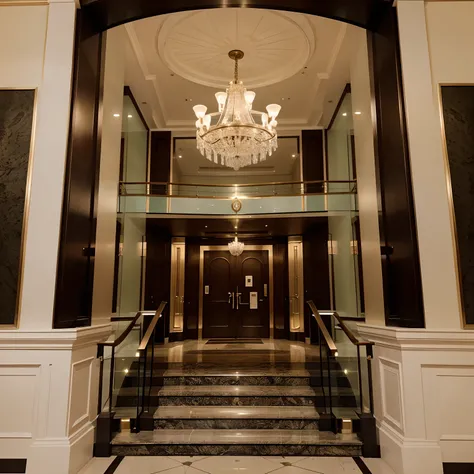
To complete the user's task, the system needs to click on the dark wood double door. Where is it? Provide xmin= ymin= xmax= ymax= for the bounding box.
xmin=203 ymin=250 xmax=270 ymax=339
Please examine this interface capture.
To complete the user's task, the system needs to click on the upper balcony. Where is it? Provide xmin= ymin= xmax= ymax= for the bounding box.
xmin=118 ymin=180 xmax=357 ymax=216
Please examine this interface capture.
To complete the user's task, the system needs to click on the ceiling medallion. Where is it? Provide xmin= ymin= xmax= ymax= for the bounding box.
xmin=193 ymin=50 xmax=282 ymax=171
xmin=228 ymin=235 xmax=245 ymax=257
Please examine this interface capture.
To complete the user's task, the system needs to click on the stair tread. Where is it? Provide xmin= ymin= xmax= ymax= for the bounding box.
xmin=111 ymin=429 xmax=362 ymax=446
xmin=117 ymin=385 xmax=356 ymax=397
xmin=154 ymin=405 xmax=320 ymax=419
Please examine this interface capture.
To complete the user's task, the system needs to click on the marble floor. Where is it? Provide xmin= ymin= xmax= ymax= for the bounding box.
xmin=78 ymin=456 xmax=396 ymax=474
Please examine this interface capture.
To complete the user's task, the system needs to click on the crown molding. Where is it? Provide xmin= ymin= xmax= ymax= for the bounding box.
xmin=124 ymin=23 xmax=166 ymax=127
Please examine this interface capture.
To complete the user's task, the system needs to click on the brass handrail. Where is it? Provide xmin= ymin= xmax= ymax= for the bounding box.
xmin=306 ymin=300 xmax=338 ymax=355
xmin=99 ymin=311 xmax=143 ymax=348
xmin=120 ymin=179 xmax=356 ymax=188
xmin=137 ymin=301 xmax=167 ymax=352
xmin=319 ymin=310 xmax=374 ymax=347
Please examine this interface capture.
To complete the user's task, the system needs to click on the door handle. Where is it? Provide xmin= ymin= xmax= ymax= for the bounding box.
xmin=236 ymin=287 xmax=242 ymax=310
xmin=228 ymin=292 xmax=235 ymax=309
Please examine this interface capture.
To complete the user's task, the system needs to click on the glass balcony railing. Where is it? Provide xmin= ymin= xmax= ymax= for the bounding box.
xmin=118 ymin=180 xmax=358 ymax=215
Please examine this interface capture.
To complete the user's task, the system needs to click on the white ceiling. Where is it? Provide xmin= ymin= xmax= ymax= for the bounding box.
xmin=120 ymin=8 xmax=360 ymax=132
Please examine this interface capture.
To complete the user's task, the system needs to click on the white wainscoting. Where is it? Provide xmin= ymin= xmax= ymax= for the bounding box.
xmin=379 ymin=357 xmax=405 ymax=433
xmin=0 ymin=325 xmax=110 ymax=474
xmin=359 ymin=325 xmax=474 ymax=474
xmin=422 ymin=364 xmax=474 ymax=462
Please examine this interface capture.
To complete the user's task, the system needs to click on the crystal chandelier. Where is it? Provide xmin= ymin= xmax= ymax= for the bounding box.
xmin=228 ymin=236 xmax=245 ymax=257
xmin=192 ymin=50 xmax=282 ymax=171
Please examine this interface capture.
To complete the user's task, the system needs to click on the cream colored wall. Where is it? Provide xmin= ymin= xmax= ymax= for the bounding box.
xmin=424 ymin=1 xmax=474 ymax=329
xmin=397 ymin=0 xmax=462 ymax=329
xmin=0 ymin=6 xmax=48 ymax=88
xmin=4 ymin=2 xmax=78 ymax=330
xmin=91 ymin=27 xmax=126 ymax=326
xmin=349 ymin=29 xmax=385 ymax=326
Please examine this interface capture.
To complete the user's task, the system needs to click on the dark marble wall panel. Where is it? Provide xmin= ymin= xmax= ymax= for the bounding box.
xmin=441 ymin=86 xmax=474 ymax=326
xmin=0 ymin=90 xmax=35 ymax=325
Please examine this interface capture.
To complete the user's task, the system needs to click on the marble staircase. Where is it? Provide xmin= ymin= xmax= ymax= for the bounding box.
xmin=110 ymin=342 xmax=362 ymax=456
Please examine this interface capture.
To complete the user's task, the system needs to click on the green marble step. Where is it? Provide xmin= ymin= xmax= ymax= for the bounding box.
xmin=110 ymin=429 xmax=363 ymax=456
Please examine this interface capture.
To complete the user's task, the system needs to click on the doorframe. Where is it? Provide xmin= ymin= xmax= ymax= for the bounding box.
xmin=199 ymin=245 xmax=274 ymax=340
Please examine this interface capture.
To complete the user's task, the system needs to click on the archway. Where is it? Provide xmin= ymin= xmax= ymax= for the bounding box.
xmin=54 ymin=0 xmax=424 ymax=331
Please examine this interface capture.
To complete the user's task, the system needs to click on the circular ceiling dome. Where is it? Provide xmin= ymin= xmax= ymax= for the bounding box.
xmin=157 ymin=9 xmax=315 ymax=89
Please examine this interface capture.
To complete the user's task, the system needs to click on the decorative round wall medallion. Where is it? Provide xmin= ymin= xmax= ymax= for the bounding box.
xmin=231 ymin=198 xmax=242 ymax=214
xmin=157 ymin=9 xmax=315 ymax=89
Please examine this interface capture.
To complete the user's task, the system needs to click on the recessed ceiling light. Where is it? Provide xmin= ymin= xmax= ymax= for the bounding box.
xmin=178 ymin=155 xmax=183 ymax=159
xmin=127 ymin=114 xmax=133 ymax=118
xmin=234 ymin=226 xmax=238 ymax=229
xmin=292 ymin=154 xmax=296 ymax=158
xmin=342 ymin=113 xmax=348 ymax=117
xmin=113 ymin=113 xmax=120 ymax=117
xmin=355 ymin=111 xmax=362 ymax=115
xmin=265 ymin=225 xmax=268 ymax=228
xmin=205 ymin=225 xmax=208 ymax=228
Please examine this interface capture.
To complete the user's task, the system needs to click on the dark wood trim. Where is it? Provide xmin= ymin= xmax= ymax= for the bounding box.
xmin=54 ymin=10 xmax=105 ymax=328
xmin=369 ymin=4 xmax=424 ymax=328
xmin=353 ymin=457 xmax=373 ymax=474
xmin=328 ymin=83 xmax=351 ymax=130
xmin=124 ymin=86 xmax=149 ymax=132
xmin=443 ymin=464 xmax=474 ymax=474
xmin=169 ymin=332 xmax=185 ymax=342
xmin=81 ymin=0 xmax=389 ymax=33
xmin=0 ymin=460 xmax=27 ymax=474
xmin=289 ymin=332 xmax=305 ymax=342
xmin=104 ymin=456 xmax=124 ymax=473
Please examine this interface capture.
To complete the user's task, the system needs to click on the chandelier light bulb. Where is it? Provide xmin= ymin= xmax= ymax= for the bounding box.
xmin=266 ymin=104 xmax=282 ymax=119
xmin=215 ymin=92 xmax=227 ymax=111
xmin=270 ymin=119 xmax=278 ymax=129
xmin=203 ymin=114 xmax=211 ymax=129
xmin=193 ymin=104 xmax=207 ymax=119
xmin=262 ymin=113 xmax=269 ymax=127
xmin=245 ymin=91 xmax=256 ymax=107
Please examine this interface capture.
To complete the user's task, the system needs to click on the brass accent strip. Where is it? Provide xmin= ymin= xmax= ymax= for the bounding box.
xmin=120 ymin=179 xmax=357 ymax=188
xmin=306 ymin=301 xmax=337 ymax=355
xmin=138 ymin=301 xmax=168 ymax=352
xmin=437 ymin=83 xmax=472 ymax=329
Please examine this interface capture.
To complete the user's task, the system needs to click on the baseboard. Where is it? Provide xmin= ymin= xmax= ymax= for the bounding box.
xmin=443 ymin=463 xmax=474 ymax=474
xmin=169 ymin=332 xmax=184 ymax=342
xmin=28 ymin=423 xmax=95 ymax=474
xmin=273 ymin=329 xmax=288 ymax=339
xmin=0 ymin=459 xmax=26 ymax=473
xmin=185 ymin=329 xmax=198 ymax=340
xmin=289 ymin=332 xmax=305 ymax=342
xmin=379 ymin=422 xmax=443 ymax=474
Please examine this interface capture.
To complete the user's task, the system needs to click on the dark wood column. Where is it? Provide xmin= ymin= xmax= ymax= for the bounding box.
xmin=150 ymin=131 xmax=171 ymax=186
xmin=302 ymin=130 xmax=325 ymax=193
xmin=370 ymin=5 xmax=425 ymax=328
xmin=54 ymin=10 xmax=104 ymax=328
xmin=303 ymin=220 xmax=331 ymax=339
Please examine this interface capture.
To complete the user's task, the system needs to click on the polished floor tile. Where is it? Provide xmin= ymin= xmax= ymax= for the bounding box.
xmin=114 ymin=456 xmax=181 ymax=473
xmin=295 ymin=457 xmax=360 ymax=472
xmin=78 ymin=457 xmax=116 ymax=473
xmin=78 ymin=455 xmax=397 ymax=474
xmin=191 ymin=456 xmax=278 ymax=473
xmin=362 ymin=458 xmax=396 ymax=474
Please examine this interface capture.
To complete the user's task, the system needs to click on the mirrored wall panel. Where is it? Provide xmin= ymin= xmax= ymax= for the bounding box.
xmin=0 ymin=89 xmax=35 ymax=325
xmin=441 ymin=85 xmax=474 ymax=326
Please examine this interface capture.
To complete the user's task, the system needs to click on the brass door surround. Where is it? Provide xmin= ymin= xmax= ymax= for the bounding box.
xmin=288 ymin=236 xmax=305 ymax=334
xmin=170 ymin=237 xmax=186 ymax=336
xmin=199 ymin=245 xmax=274 ymax=339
